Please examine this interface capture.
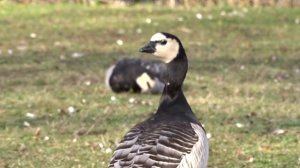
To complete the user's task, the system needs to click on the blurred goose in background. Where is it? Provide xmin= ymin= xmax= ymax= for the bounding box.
xmin=109 ymin=32 xmax=209 ymax=168
xmin=105 ymin=57 xmax=165 ymax=94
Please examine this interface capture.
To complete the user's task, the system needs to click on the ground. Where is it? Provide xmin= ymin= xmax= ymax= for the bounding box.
xmin=0 ymin=4 xmax=300 ymax=168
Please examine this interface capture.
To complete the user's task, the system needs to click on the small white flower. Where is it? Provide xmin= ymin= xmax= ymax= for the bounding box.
xmin=81 ymin=99 xmax=87 ymax=104
xmin=30 ymin=33 xmax=37 ymax=38
xmin=44 ymin=136 xmax=50 ymax=141
xmin=236 ymin=122 xmax=244 ymax=128
xmin=73 ymin=138 xmax=77 ymax=143
xmin=129 ymin=98 xmax=135 ymax=104
xmin=54 ymin=41 xmax=61 ymax=46
xmin=295 ymin=18 xmax=300 ymax=24
xmin=105 ymin=148 xmax=112 ymax=153
xmin=71 ymin=52 xmax=84 ymax=58
xmin=272 ymin=128 xmax=286 ymax=135
xmin=99 ymin=143 xmax=104 ymax=149
xmin=177 ymin=17 xmax=184 ymax=22
xmin=247 ymin=157 xmax=254 ymax=163
xmin=110 ymin=96 xmax=116 ymax=101
xmin=84 ymin=81 xmax=91 ymax=86
xmin=67 ymin=106 xmax=77 ymax=114
xmin=136 ymin=28 xmax=142 ymax=34
xmin=26 ymin=112 xmax=36 ymax=119
xmin=7 ymin=49 xmax=13 ymax=55
xmin=116 ymin=39 xmax=123 ymax=46
xmin=23 ymin=121 xmax=31 ymax=127
xmin=240 ymin=65 xmax=245 ymax=70
xmin=220 ymin=11 xmax=226 ymax=16
xmin=60 ymin=55 xmax=66 ymax=60
xmin=206 ymin=132 xmax=212 ymax=139
xmin=145 ymin=18 xmax=152 ymax=24
xmin=196 ymin=13 xmax=203 ymax=20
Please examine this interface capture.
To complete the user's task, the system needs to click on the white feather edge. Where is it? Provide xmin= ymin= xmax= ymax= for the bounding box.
xmin=177 ymin=123 xmax=209 ymax=168
xmin=105 ymin=64 xmax=116 ymax=90
xmin=112 ymin=136 xmax=139 ymax=167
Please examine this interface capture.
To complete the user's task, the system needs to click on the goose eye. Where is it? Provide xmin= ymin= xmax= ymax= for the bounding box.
xmin=160 ymin=40 xmax=167 ymax=45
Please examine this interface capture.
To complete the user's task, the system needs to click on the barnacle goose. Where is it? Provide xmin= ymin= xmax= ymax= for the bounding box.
xmin=105 ymin=58 xmax=165 ymax=94
xmin=109 ymin=32 xmax=209 ymax=168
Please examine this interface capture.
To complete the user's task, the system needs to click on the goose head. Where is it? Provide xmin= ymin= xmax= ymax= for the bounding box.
xmin=139 ymin=32 xmax=182 ymax=63
xmin=139 ymin=32 xmax=188 ymax=97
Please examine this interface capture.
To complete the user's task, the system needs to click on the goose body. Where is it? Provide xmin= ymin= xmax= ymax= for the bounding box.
xmin=105 ymin=58 xmax=165 ymax=94
xmin=109 ymin=33 xmax=209 ymax=168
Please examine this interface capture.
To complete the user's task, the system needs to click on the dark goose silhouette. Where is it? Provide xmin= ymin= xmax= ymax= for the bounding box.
xmin=105 ymin=57 xmax=165 ymax=94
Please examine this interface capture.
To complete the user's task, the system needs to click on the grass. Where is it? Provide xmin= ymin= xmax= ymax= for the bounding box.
xmin=0 ymin=4 xmax=300 ymax=168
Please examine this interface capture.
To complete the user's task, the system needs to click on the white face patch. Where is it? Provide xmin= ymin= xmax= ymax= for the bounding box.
xmin=150 ymin=32 xmax=166 ymax=41
xmin=136 ymin=72 xmax=155 ymax=92
xmin=150 ymin=33 xmax=179 ymax=63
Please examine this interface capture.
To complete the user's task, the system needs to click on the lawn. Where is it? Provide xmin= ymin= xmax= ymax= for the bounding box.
xmin=0 ymin=4 xmax=300 ymax=168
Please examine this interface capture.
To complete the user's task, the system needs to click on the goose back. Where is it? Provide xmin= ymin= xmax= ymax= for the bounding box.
xmin=109 ymin=115 xmax=208 ymax=168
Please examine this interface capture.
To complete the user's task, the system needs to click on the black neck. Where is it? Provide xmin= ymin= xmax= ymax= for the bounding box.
xmin=157 ymin=46 xmax=191 ymax=114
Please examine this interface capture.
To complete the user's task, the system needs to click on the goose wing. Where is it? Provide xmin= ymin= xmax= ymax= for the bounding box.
xmin=108 ymin=120 xmax=208 ymax=168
